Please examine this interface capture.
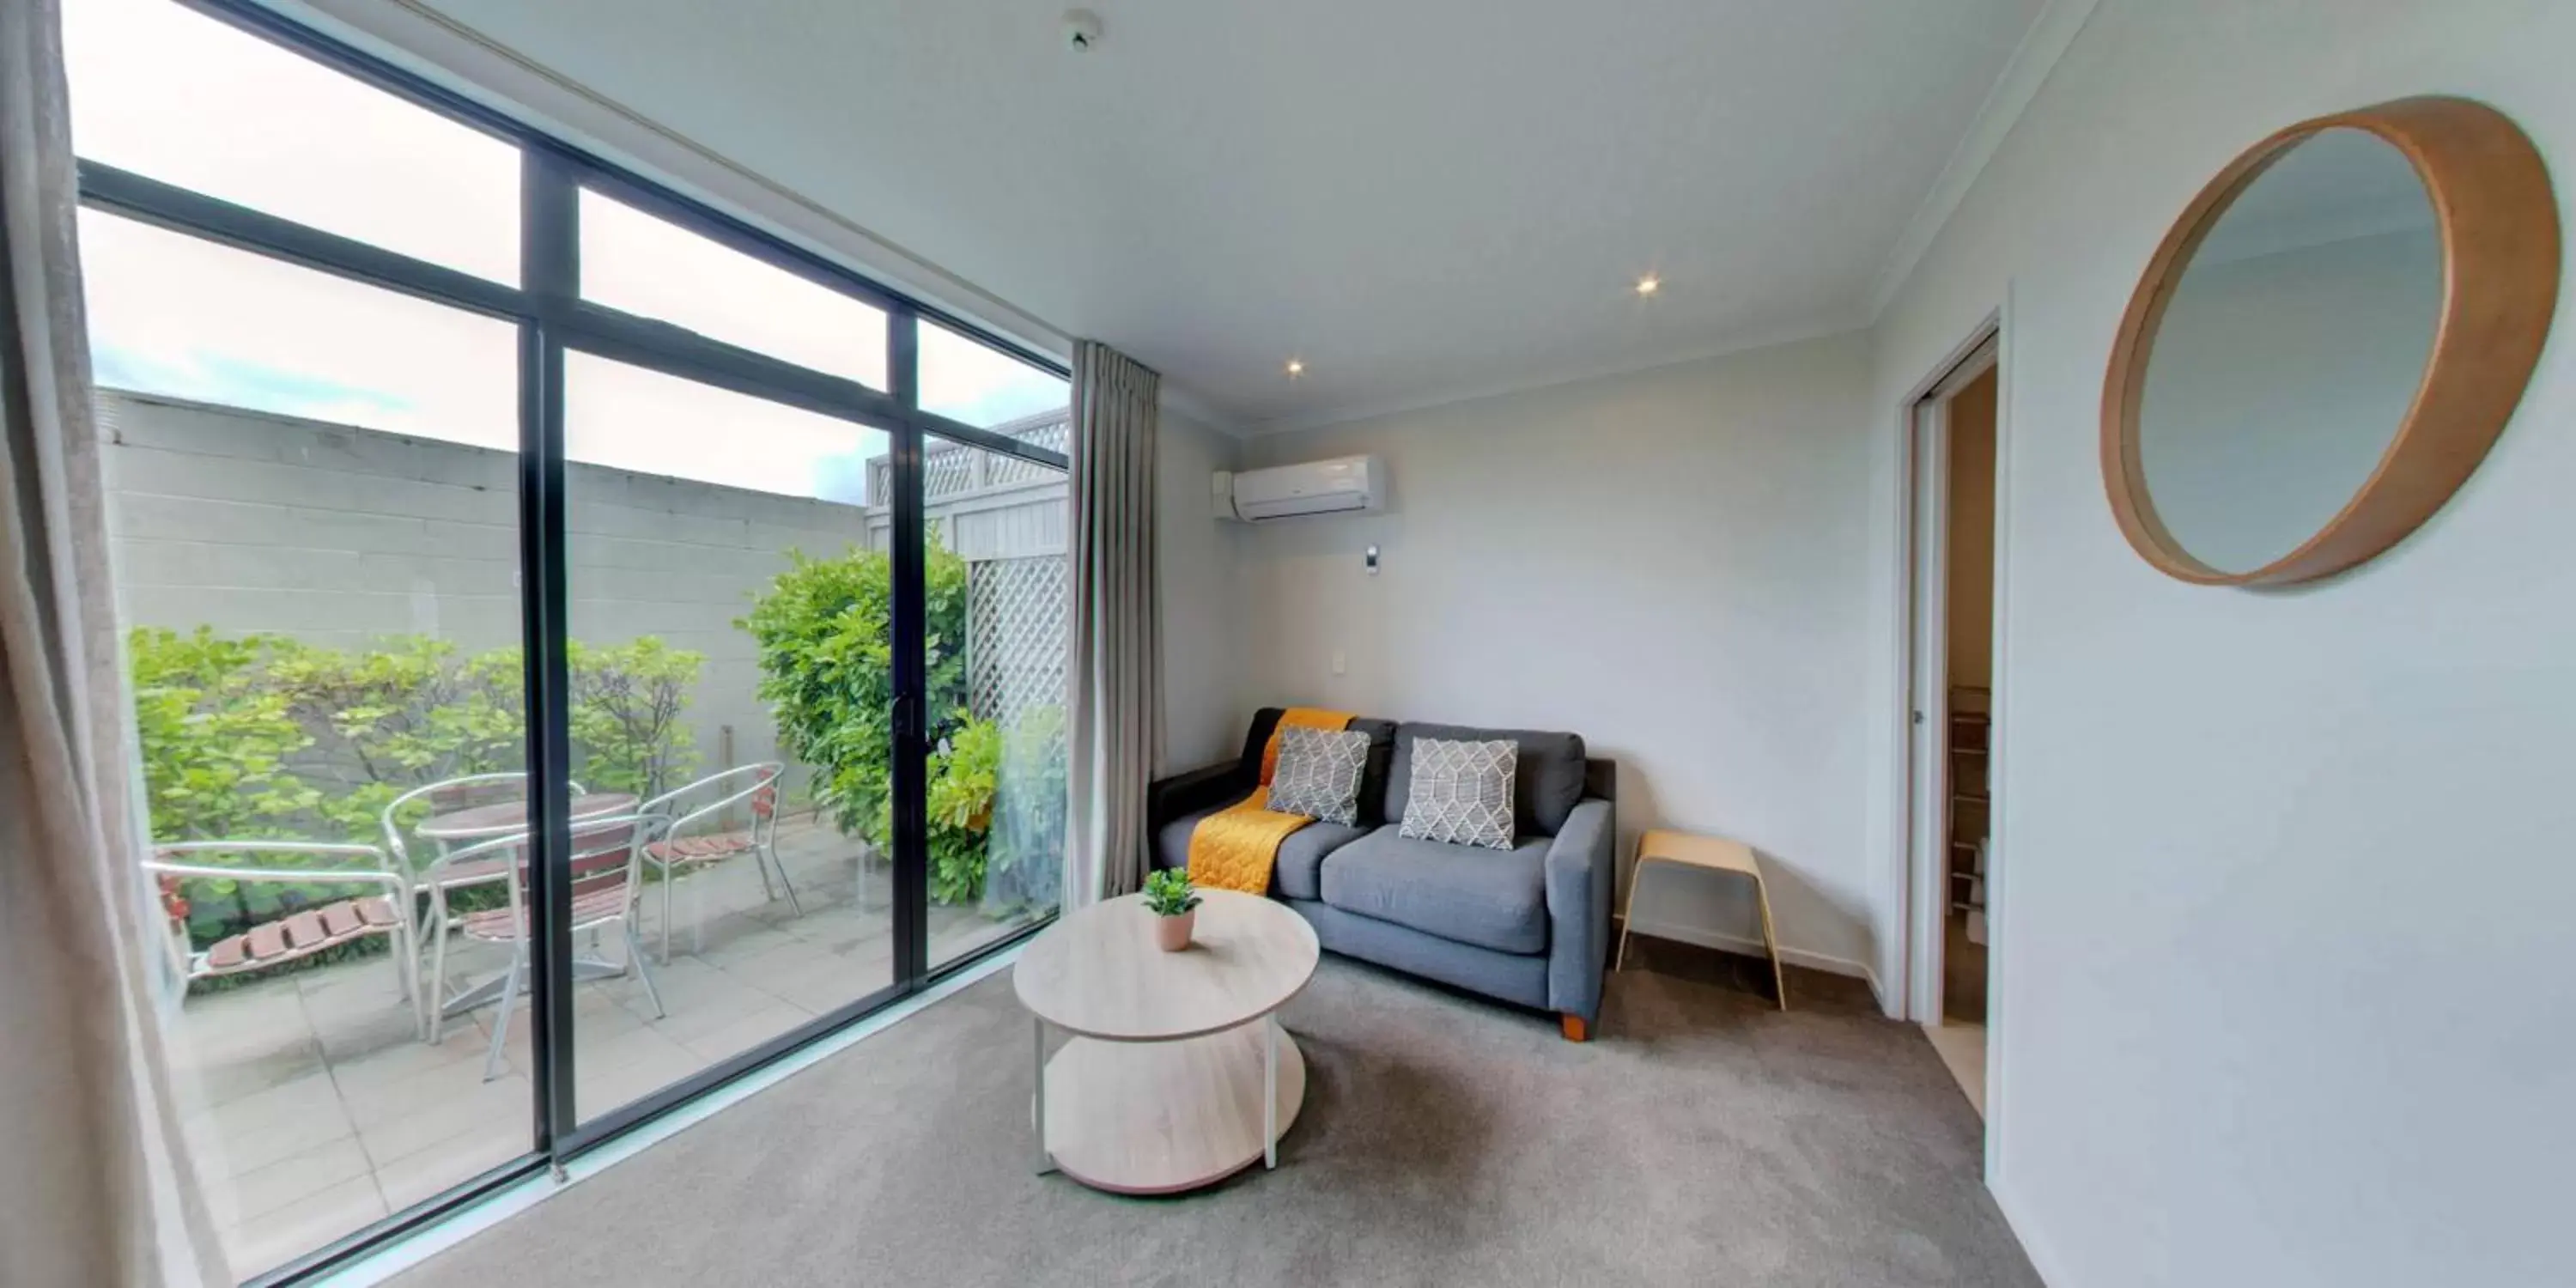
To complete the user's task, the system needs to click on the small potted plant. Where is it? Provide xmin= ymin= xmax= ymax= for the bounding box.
xmin=1143 ymin=869 xmax=1203 ymax=951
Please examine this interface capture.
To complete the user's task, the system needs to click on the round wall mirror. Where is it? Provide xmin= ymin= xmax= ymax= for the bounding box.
xmin=2102 ymin=97 xmax=2559 ymax=586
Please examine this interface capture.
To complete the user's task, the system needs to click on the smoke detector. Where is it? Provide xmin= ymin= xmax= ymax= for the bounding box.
xmin=1063 ymin=9 xmax=1103 ymax=52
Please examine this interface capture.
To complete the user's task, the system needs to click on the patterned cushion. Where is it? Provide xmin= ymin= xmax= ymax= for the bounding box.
xmin=1267 ymin=726 xmax=1370 ymax=825
xmin=1397 ymin=738 xmax=1518 ymax=850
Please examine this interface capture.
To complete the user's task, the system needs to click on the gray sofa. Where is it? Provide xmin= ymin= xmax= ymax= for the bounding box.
xmin=1148 ymin=708 xmax=1616 ymax=1039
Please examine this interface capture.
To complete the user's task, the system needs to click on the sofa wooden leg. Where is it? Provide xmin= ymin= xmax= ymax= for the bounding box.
xmin=1560 ymin=1014 xmax=1590 ymax=1042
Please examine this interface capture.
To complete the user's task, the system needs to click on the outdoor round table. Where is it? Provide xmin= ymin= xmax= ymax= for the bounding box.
xmin=418 ymin=791 xmax=640 ymax=1019
xmin=416 ymin=791 xmax=639 ymax=842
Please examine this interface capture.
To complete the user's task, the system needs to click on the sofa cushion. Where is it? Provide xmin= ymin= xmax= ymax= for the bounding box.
xmin=1318 ymin=828 xmax=1551 ymax=955
xmin=1267 ymin=726 xmax=1370 ymax=825
xmin=1153 ymin=804 xmax=1368 ymax=902
xmin=1236 ymin=711 xmax=1403 ymax=825
xmin=1395 ymin=737 xmax=1517 ymax=849
xmin=1382 ymin=722 xmax=1588 ymax=837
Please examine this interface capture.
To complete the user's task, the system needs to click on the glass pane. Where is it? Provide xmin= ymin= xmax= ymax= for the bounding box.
xmin=919 ymin=319 xmax=1071 ymax=431
xmin=80 ymin=210 xmax=519 ymax=447
xmin=63 ymin=0 xmax=520 ymax=283
xmin=562 ymin=355 xmax=896 ymax=1125
xmin=921 ymin=426 xmax=1071 ymax=969
xmin=88 ymin=222 xmax=530 ymax=1275
xmin=580 ymin=188 xmax=890 ymax=390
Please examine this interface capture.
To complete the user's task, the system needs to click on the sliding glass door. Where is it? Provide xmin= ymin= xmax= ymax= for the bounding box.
xmin=914 ymin=324 xmax=1075 ymax=970
xmin=63 ymin=0 xmax=1071 ymax=1280
xmin=556 ymin=355 xmax=905 ymax=1127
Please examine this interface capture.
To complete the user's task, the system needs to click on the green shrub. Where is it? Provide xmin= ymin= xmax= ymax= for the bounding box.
xmin=568 ymin=637 xmax=705 ymax=800
xmin=740 ymin=537 xmax=1016 ymax=903
xmin=737 ymin=546 xmax=899 ymax=845
xmin=129 ymin=627 xmax=703 ymax=956
xmin=129 ymin=628 xmax=320 ymax=842
xmin=262 ymin=635 xmax=525 ymax=841
xmin=984 ymin=704 xmax=1067 ymax=915
xmin=922 ymin=714 xmax=999 ymax=905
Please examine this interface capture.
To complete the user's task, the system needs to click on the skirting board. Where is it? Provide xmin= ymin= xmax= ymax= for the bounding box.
xmin=1615 ymin=914 xmax=1885 ymax=1009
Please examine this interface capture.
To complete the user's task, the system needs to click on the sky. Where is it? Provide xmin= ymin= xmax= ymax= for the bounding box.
xmin=62 ymin=0 xmax=1069 ymax=503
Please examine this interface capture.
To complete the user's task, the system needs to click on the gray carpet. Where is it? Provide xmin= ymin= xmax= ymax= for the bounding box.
xmin=394 ymin=940 xmax=2038 ymax=1287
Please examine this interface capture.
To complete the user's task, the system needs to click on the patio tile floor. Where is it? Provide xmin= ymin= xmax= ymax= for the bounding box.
xmin=162 ymin=820 xmax=1040 ymax=1278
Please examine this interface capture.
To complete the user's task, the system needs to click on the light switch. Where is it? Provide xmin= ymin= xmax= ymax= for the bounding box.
xmin=1331 ymin=649 xmax=1346 ymax=677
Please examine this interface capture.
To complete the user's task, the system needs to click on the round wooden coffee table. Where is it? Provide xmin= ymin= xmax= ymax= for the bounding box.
xmin=1013 ymin=889 xmax=1319 ymax=1194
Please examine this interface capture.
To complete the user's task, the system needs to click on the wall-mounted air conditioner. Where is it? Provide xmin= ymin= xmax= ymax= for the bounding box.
xmin=1215 ymin=454 xmax=1384 ymax=522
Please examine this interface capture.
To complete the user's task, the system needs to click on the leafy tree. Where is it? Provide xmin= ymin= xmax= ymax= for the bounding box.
xmin=130 ymin=627 xmax=704 ymax=963
xmin=245 ymin=634 xmax=707 ymax=836
xmin=128 ymin=627 xmax=319 ymax=841
xmin=738 ymin=545 xmax=898 ymax=843
xmin=264 ymin=635 xmax=523 ymax=841
xmin=920 ymin=714 xmax=999 ymax=904
xmin=739 ymin=536 xmax=1001 ymax=902
xmin=568 ymin=637 xmax=707 ymax=799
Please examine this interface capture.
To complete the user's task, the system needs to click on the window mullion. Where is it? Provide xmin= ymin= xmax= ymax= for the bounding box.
xmin=519 ymin=148 xmax=580 ymax=1157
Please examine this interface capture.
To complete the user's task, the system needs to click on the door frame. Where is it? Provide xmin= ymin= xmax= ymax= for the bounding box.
xmin=1891 ymin=301 xmax=2009 ymax=1175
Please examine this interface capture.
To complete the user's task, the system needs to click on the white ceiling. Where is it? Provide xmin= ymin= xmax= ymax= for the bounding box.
xmin=407 ymin=0 xmax=2049 ymax=430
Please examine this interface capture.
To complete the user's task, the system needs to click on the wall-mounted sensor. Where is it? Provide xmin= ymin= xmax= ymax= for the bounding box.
xmin=1365 ymin=544 xmax=1380 ymax=575
xmin=1063 ymin=9 xmax=1103 ymax=52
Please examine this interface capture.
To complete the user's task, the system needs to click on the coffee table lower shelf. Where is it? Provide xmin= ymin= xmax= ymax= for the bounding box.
xmin=1036 ymin=1020 xmax=1307 ymax=1194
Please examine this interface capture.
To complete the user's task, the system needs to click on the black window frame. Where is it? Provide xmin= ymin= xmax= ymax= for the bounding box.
xmin=71 ymin=3 xmax=1073 ymax=1283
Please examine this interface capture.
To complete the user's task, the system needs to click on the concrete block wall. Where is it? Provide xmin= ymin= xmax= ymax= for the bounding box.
xmin=99 ymin=390 xmax=875 ymax=784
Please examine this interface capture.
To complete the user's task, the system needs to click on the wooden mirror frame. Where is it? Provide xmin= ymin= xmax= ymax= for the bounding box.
xmin=2102 ymin=96 xmax=2560 ymax=586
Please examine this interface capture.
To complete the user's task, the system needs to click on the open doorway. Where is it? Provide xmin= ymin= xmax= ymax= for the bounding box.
xmin=1904 ymin=325 xmax=1999 ymax=1121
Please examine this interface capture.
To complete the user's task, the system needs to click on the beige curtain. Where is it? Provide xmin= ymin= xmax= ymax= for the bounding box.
xmin=0 ymin=1 xmax=228 ymax=1283
xmin=1063 ymin=341 xmax=1161 ymax=906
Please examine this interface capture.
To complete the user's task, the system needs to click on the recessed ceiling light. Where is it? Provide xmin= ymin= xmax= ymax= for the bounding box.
xmin=1635 ymin=274 xmax=1662 ymax=297
xmin=1285 ymin=358 xmax=1307 ymax=377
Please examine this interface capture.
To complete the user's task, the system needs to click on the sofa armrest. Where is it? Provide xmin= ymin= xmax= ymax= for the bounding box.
xmin=1544 ymin=797 xmax=1617 ymax=1025
xmin=1148 ymin=760 xmax=1251 ymax=837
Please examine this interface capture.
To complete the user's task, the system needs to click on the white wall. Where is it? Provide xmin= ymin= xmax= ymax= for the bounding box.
xmin=1862 ymin=2 xmax=2576 ymax=1284
xmin=1155 ymin=406 xmax=1243 ymax=774
xmin=1233 ymin=333 xmax=1881 ymax=978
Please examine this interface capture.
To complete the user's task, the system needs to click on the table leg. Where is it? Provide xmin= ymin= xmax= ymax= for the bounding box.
xmin=1264 ymin=1015 xmax=1279 ymax=1170
xmin=1031 ymin=1015 xmax=1054 ymax=1176
xmin=440 ymin=952 xmax=629 ymax=1019
xmin=1616 ymin=856 xmax=1652 ymax=972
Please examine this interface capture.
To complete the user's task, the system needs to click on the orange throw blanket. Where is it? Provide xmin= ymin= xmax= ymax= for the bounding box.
xmin=1188 ymin=708 xmax=1355 ymax=895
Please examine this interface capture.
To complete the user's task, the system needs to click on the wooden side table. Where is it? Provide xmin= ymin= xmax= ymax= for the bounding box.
xmin=1616 ymin=829 xmax=1788 ymax=1011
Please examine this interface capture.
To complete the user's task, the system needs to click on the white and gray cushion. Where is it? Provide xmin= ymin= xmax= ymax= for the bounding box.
xmin=1384 ymin=722 xmax=1586 ymax=838
xmin=1397 ymin=737 xmax=1518 ymax=849
xmin=1267 ymin=726 xmax=1370 ymax=825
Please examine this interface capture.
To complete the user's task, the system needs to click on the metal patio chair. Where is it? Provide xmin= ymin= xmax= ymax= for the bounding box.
xmin=635 ymin=762 xmax=797 ymax=963
xmin=422 ymin=811 xmax=666 ymax=1079
xmin=385 ymin=771 xmax=586 ymax=1031
xmin=145 ymin=841 xmax=418 ymax=1033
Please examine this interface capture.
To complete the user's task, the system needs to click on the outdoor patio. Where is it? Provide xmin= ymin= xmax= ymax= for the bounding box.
xmin=163 ymin=814 xmax=1036 ymax=1278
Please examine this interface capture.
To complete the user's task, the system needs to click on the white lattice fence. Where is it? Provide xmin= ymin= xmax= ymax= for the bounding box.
xmin=969 ymin=555 xmax=1068 ymax=726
